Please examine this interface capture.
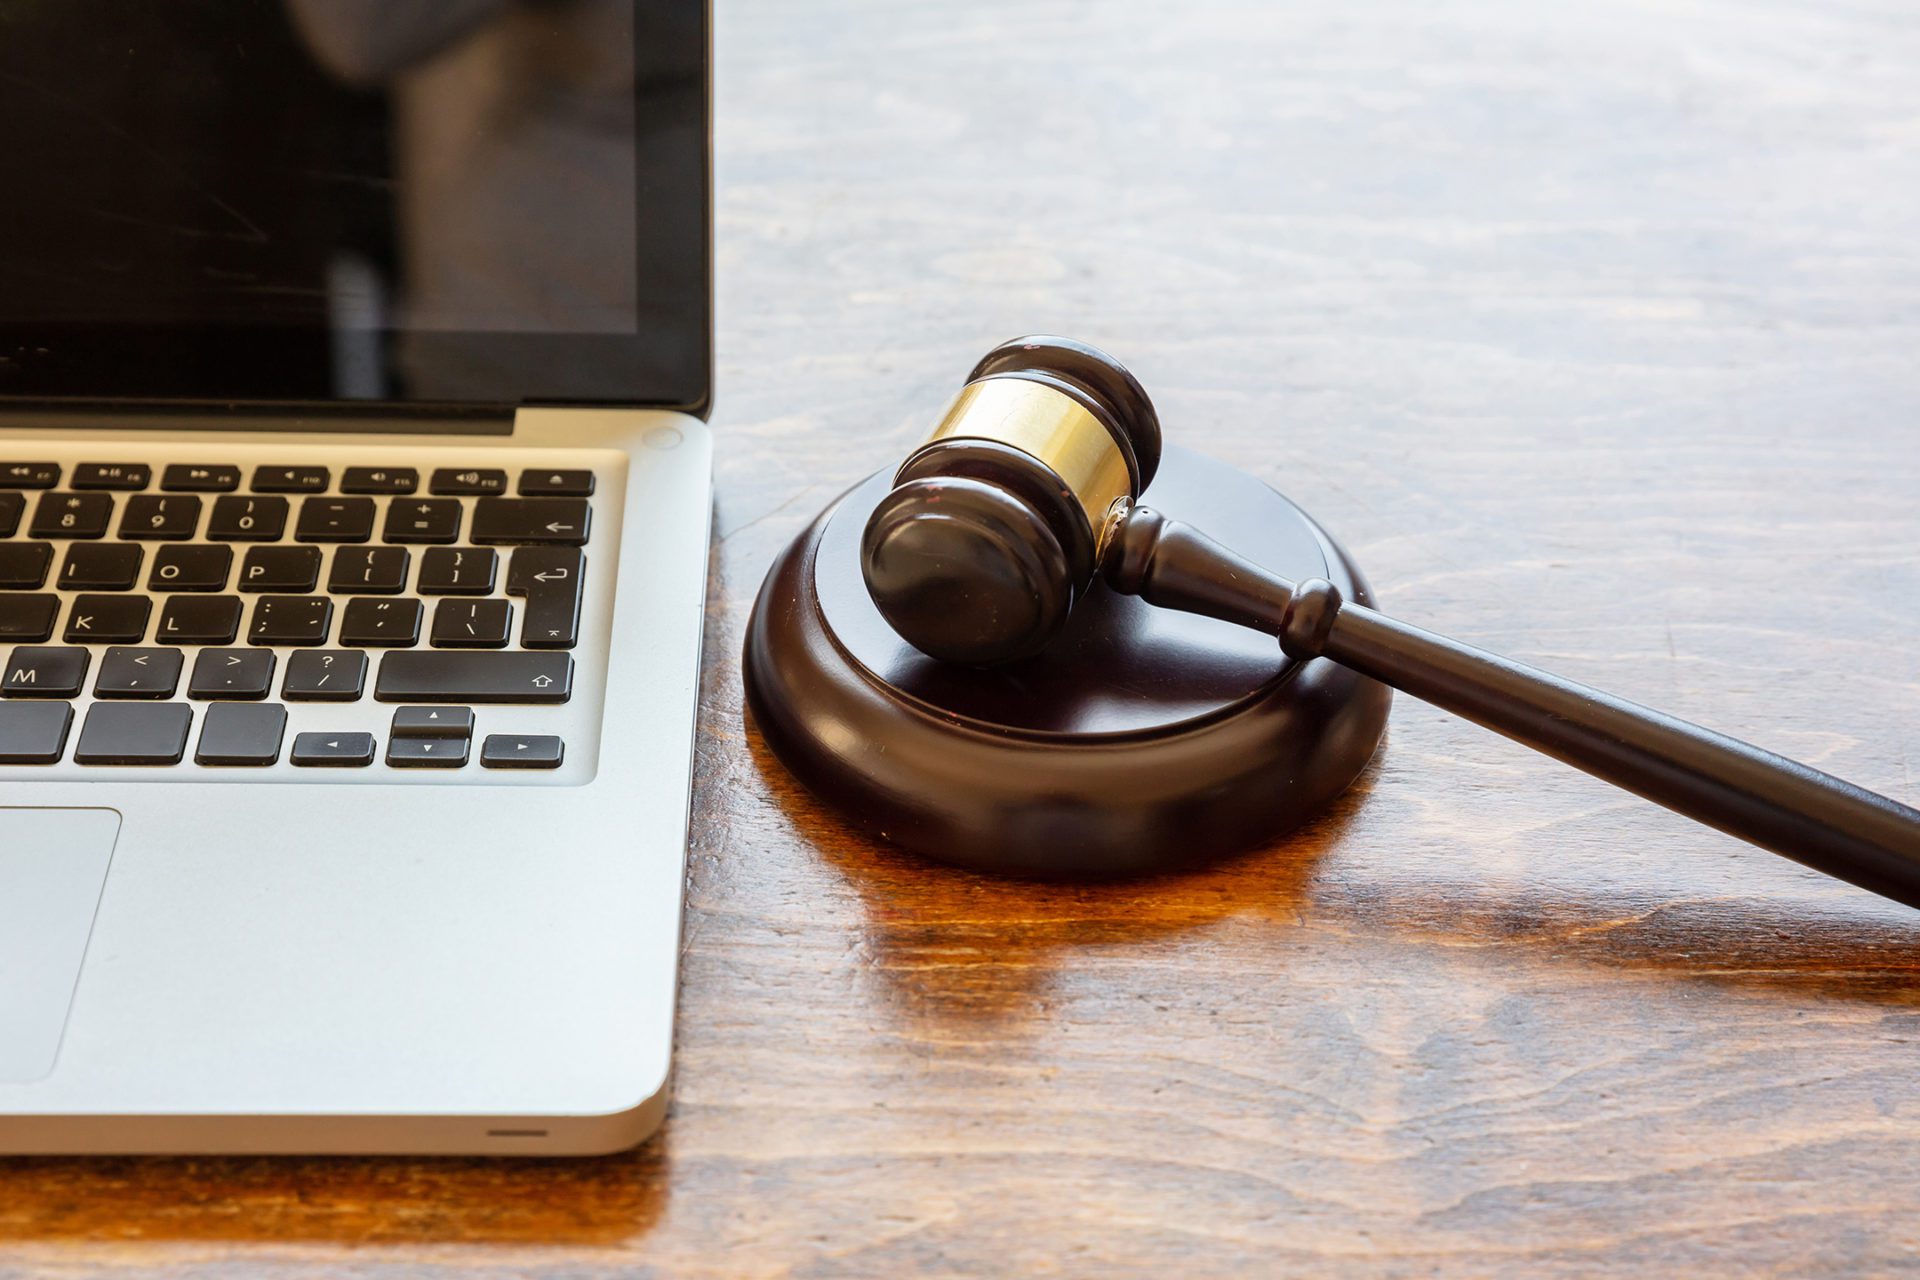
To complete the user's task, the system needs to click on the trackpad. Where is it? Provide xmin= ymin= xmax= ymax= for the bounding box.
xmin=0 ymin=809 xmax=119 ymax=1084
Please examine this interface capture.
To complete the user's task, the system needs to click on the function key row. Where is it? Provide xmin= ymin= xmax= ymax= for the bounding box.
xmin=0 ymin=698 xmax=562 ymax=769
xmin=0 ymin=493 xmax=589 ymax=546
xmin=0 ymin=465 xmax=595 ymax=497
xmin=2 ymin=646 xmax=572 ymax=704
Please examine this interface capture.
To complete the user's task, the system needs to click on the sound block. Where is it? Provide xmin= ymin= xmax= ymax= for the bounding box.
xmin=744 ymin=446 xmax=1391 ymax=878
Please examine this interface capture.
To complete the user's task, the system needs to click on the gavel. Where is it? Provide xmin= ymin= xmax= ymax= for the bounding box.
xmin=860 ymin=335 xmax=1920 ymax=908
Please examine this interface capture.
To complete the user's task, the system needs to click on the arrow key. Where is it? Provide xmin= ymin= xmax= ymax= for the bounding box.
xmin=390 ymin=705 xmax=475 ymax=739
xmin=480 ymin=734 xmax=564 ymax=770
xmin=386 ymin=735 xmax=470 ymax=769
xmin=95 ymin=647 xmax=185 ymax=699
xmin=291 ymin=732 xmax=376 ymax=768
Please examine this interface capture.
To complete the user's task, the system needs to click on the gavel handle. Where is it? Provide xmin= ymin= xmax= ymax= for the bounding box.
xmin=1101 ymin=506 xmax=1920 ymax=908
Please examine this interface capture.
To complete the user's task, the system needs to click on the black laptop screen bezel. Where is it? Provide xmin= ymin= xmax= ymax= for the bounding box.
xmin=0 ymin=4 xmax=711 ymax=419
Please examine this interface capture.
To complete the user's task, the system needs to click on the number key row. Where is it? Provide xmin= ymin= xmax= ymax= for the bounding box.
xmin=5 ymin=494 xmax=590 ymax=547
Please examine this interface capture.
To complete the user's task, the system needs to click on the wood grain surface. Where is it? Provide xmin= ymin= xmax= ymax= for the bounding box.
xmin=7 ymin=0 xmax=1920 ymax=1275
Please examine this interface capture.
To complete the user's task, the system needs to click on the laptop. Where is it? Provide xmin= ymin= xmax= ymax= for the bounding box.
xmin=0 ymin=1 xmax=711 ymax=1155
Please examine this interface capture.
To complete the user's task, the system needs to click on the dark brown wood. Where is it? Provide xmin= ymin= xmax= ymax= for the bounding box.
xmin=1098 ymin=505 xmax=1920 ymax=904
xmin=5 ymin=0 xmax=1920 ymax=1275
xmin=746 ymin=448 xmax=1391 ymax=876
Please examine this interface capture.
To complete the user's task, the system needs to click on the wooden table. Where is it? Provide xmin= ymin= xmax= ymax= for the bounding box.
xmin=8 ymin=0 xmax=1920 ymax=1274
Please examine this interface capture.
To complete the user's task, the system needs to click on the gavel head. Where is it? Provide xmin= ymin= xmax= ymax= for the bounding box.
xmin=860 ymin=336 xmax=1162 ymax=665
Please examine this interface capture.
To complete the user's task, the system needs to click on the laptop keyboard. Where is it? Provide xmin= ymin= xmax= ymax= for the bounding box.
xmin=0 ymin=451 xmax=618 ymax=781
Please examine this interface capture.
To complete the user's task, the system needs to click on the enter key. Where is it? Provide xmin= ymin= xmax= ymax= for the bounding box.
xmin=506 ymin=547 xmax=584 ymax=650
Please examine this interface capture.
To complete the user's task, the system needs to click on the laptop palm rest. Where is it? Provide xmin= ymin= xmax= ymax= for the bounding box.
xmin=0 ymin=809 xmax=119 ymax=1085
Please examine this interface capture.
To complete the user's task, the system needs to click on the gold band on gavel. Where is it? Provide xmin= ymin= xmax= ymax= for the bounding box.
xmin=922 ymin=378 xmax=1134 ymax=534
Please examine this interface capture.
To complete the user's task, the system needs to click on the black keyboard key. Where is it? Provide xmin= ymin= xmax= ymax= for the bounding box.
xmin=73 ymin=463 xmax=151 ymax=491
xmin=291 ymin=731 xmax=375 ymax=768
xmin=382 ymin=499 xmax=462 ymax=544
xmin=0 ymin=595 xmax=59 ymax=642
xmin=207 ymin=495 xmax=289 ymax=541
xmin=430 ymin=468 xmax=508 ymax=496
xmin=0 ymin=543 xmax=53 ymax=590
xmin=64 ymin=595 xmax=151 ymax=644
xmin=195 ymin=702 xmax=288 ymax=766
xmin=340 ymin=598 xmax=422 ymax=648
xmin=518 ymin=469 xmax=596 ymax=497
xmin=74 ymin=702 xmax=193 ymax=765
xmin=238 ymin=546 xmax=321 ymax=593
xmin=390 ymin=705 xmax=474 ymax=739
xmin=161 ymin=464 xmax=241 ymax=493
xmin=156 ymin=595 xmax=242 ymax=645
xmin=0 ymin=463 xmax=59 ymax=489
xmin=60 ymin=543 xmax=143 ymax=591
xmin=507 ymin=547 xmax=584 ymax=650
xmin=0 ymin=701 xmax=72 ymax=764
xmin=470 ymin=498 xmax=591 ymax=547
xmin=94 ymin=647 xmax=184 ymax=699
xmin=341 ymin=466 xmax=418 ymax=495
xmin=3 ymin=646 xmax=90 ymax=698
xmin=386 ymin=736 xmax=468 ymax=769
xmin=150 ymin=545 xmax=233 ymax=593
xmin=29 ymin=492 xmax=114 ymax=540
xmin=252 ymin=465 xmax=330 ymax=494
xmin=329 ymin=547 xmax=410 ymax=595
xmin=431 ymin=598 xmax=512 ymax=649
xmin=189 ymin=648 xmax=276 ymax=701
xmin=417 ymin=547 xmax=496 ymax=596
xmin=295 ymin=497 xmax=376 ymax=543
xmin=119 ymin=494 xmax=202 ymax=541
xmin=480 ymin=734 xmax=565 ymax=770
xmin=0 ymin=492 xmax=21 ymax=537
xmin=283 ymin=650 xmax=368 ymax=702
xmin=248 ymin=596 xmax=332 ymax=647
xmin=375 ymin=652 xmax=572 ymax=704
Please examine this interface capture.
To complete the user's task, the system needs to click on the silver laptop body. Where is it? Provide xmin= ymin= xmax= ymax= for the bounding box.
xmin=0 ymin=0 xmax=711 ymax=1155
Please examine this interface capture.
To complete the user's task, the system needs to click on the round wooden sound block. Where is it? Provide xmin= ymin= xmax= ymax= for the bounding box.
xmin=744 ymin=446 xmax=1391 ymax=878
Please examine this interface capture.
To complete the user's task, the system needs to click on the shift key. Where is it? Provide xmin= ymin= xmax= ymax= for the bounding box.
xmin=375 ymin=651 xmax=573 ymax=704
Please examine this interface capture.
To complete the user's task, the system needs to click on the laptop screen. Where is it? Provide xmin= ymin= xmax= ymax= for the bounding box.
xmin=0 ymin=1 xmax=708 ymax=412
